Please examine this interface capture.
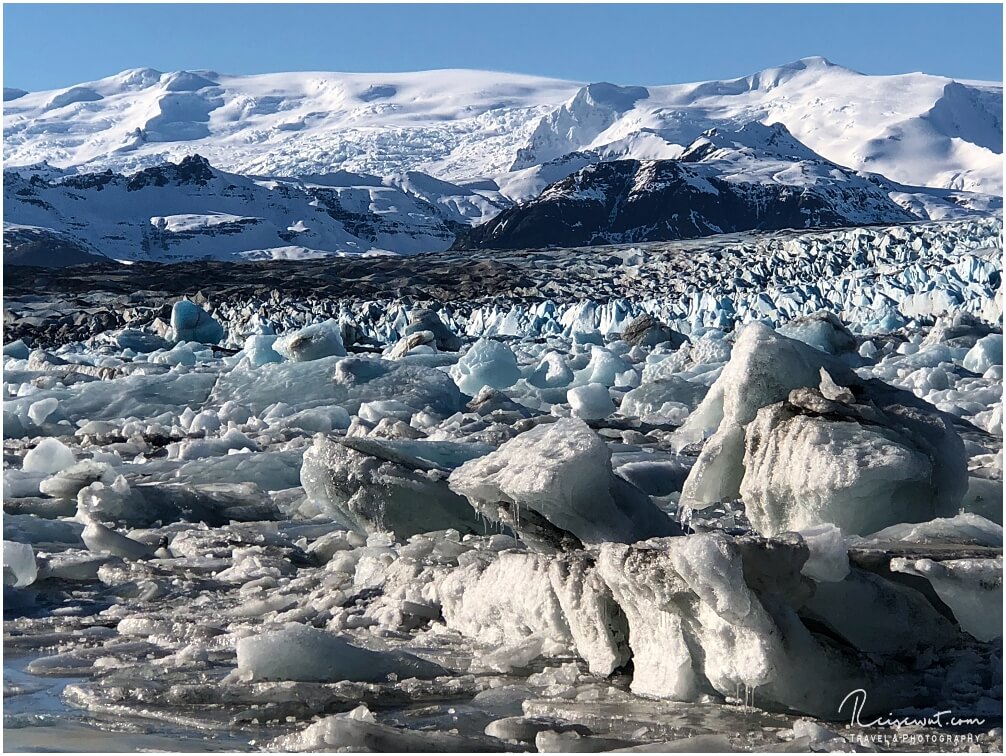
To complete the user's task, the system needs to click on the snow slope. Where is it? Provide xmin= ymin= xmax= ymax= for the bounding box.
xmin=3 ymin=68 xmax=578 ymax=183
xmin=4 ymin=58 xmax=1002 ymax=195
xmin=511 ymin=58 xmax=1003 ymax=196
xmin=4 ymin=155 xmax=510 ymax=262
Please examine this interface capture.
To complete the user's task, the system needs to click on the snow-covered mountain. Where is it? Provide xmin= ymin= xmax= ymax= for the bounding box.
xmin=507 ymin=58 xmax=1003 ymax=196
xmin=3 ymin=58 xmax=1001 ymax=262
xmin=5 ymin=57 xmax=1002 ymax=195
xmin=455 ymin=123 xmax=943 ymax=249
xmin=3 ymin=68 xmax=577 ymax=184
xmin=9 ymin=122 xmax=996 ymax=262
xmin=4 ymin=155 xmax=511 ymax=262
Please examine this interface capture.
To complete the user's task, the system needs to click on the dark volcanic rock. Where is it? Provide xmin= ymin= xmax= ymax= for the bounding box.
xmin=126 ymin=154 xmax=215 ymax=191
xmin=621 ymin=313 xmax=687 ymax=348
xmin=3 ymin=224 xmax=113 ymax=268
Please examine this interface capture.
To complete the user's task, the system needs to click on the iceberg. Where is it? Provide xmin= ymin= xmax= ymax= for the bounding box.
xmin=449 ymin=418 xmax=676 ymax=550
xmin=273 ymin=319 xmax=347 ymax=361
xmin=301 ymin=435 xmax=490 ymax=538
xmin=235 ymin=623 xmax=445 ymax=683
xmin=3 ymin=540 xmax=37 ymax=588
xmin=890 ymin=556 xmax=1003 ymax=641
xmin=450 ymin=338 xmax=521 ymax=395
xmin=169 ymin=298 xmax=224 ymax=344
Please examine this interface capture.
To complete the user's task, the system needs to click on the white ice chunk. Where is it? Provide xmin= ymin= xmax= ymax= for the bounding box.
xmin=676 ymin=322 xmax=827 ymax=449
xmin=680 ymin=320 xmax=967 ymax=535
xmin=80 ymin=519 xmax=155 ymax=560
xmin=777 ymin=311 xmax=856 ymax=355
xmin=573 ymin=346 xmax=631 ymax=388
xmin=3 ymin=540 xmax=37 ymax=588
xmin=235 ymin=622 xmax=444 ymax=682
xmin=27 ymin=397 xmax=59 ymax=426
xmin=434 ymin=549 xmax=629 ymax=676
xmin=527 ymin=351 xmax=574 ymax=389
xmin=22 ymin=438 xmax=75 ymax=475
xmin=358 ymin=399 xmax=415 ymax=424
xmin=596 ymin=534 xmax=899 ymax=717
xmin=39 ymin=460 xmax=117 ymax=500
xmin=450 ymin=338 xmax=521 ymax=395
xmin=963 ymin=333 xmax=1003 ymax=374
xmin=4 ymin=470 xmax=48 ymax=498
xmin=274 ymin=319 xmax=347 ymax=361
xmin=188 ymin=410 xmax=220 ymax=435
xmin=890 ymin=556 xmax=1003 ymax=641
xmin=567 ymin=383 xmax=614 ymax=420
xmin=863 ymin=513 xmax=1003 ymax=547
xmin=269 ymin=705 xmax=487 ymax=752
xmin=436 ymin=552 xmax=575 ymax=662
xmin=241 ymin=334 xmax=283 ymax=366
xmin=449 ymin=418 xmax=673 ymax=548
xmin=35 ymin=550 xmax=114 ymax=582
xmin=619 ymin=377 xmax=707 ymax=424
xmin=740 ymin=404 xmax=941 ymax=536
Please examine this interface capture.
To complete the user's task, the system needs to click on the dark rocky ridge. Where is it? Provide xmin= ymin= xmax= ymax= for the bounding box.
xmin=3 ymin=225 xmax=111 ymax=267
xmin=453 ymin=157 xmax=916 ymax=250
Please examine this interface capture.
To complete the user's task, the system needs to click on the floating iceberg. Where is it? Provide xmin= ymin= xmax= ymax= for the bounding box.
xmin=3 ymin=540 xmax=37 ymax=588
xmin=890 ymin=556 xmax=1003 ymax=641
xmin=301 ymin=435 xmax=490 ymax=538
xmin=274 ymin=319 xmax=347 ymax=361
xmin=449 ymin=418 xmax=676 ymax=550
xmin=169 ymin=298 xmax=224 ymax=344
xmin=450 ymin=338 xmax=521 ymax=395
xmin=235 ymin=623 xmax=445 ymax=683
xmin=22 ymin=438 xmax=76 ymax=474
xmin=681 ymin=323 xmax=968 ymax=535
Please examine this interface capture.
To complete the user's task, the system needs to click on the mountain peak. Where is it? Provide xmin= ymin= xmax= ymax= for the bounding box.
xmin=574 ymin=82 xmax=650 ymax=110
xmin=792 ymin=55 xmax=838 ymax=69
xmin=124 ymin=153 xmax=217 ymax=191
xmin=113 ymin=67 xmax=164 ymax=89
xmin=743 ymin=56 xmax=857 ymax=92
xmin=680 ymin=121 xmax=823 ymax=163
xmin=768 ymin=56 xmax=854 ymax=75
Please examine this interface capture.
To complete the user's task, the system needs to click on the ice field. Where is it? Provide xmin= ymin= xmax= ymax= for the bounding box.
xmin=3 ymin=220 xmax=1003 ymax=751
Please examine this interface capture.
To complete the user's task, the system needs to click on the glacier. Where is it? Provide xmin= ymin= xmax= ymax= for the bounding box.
xmin=3 ymin=215 xmax=1002 ymax=751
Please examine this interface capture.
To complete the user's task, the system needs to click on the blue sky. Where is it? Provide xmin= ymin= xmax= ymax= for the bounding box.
xmin=4 ymin=4 xmax=1002 ymax=91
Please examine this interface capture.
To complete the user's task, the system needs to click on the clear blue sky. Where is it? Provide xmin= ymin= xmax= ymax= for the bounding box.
xmin=4 ymin=3 xmax=1002 ymax=91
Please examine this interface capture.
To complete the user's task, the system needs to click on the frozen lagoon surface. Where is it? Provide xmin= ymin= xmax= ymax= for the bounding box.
xmin=3 ymin=220 xmax=1004 ymax=752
